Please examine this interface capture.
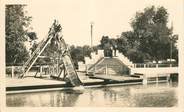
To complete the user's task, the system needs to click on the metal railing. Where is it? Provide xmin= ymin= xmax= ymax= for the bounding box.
xmin=134 ymin=63 xmax=178 ymax=68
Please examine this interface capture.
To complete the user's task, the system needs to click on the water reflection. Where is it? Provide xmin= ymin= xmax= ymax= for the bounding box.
xmin=7 ymin=82 xmax=178 ymax=107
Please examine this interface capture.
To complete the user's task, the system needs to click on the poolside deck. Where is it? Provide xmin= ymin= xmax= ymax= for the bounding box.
xmin=6 ymin=72 xmax=105 ymax=94
xmin=6 ymin=77 xmax=66 ymax=87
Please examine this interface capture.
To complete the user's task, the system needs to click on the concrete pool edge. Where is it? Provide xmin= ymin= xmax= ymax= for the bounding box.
xmin=6 ymin=82 xmax=143 ymax=94
xmin=6 ymin=79 xmax=143 ymax=93
xmin=7 ymin=79 xmax=172 ymax=94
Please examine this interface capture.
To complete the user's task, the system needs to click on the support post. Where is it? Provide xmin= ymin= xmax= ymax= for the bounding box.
xmin=156 ymin=74 xmax=159 ymax=84
xmin=22 ymin=67 xmax=25 ymax=78
xmin=86 ymin=65 xmax=88 ymax=75
xmin=52 ymin=66 xmax=54 ymax=76
xmin=11 ymin=66 xmax=14 ymax=78
xmin=156 ymin=64 xmax=158 ymax=68
xmin=166 ymin=74 xmax=170 ymax=82
xmin=40 ymin=66 xmax=43 ymax=77
xmin=143 ymin=74 xmax=147 ymax=85
xmin=57 ymin=58 xmax=59 ymax=75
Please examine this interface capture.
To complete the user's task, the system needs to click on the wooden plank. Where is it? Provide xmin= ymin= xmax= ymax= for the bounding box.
xmin=90 ymin=75 xmax=141 ymax=82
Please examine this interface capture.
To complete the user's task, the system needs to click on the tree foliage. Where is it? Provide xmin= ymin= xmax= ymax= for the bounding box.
xmin=70 ymin=45 xmax=92 ymax=62
xmin=98 ymin=6 xmax=178 ymax=63
xmin=6 ymin=5 xmax=32 ymax=65
xmin=128 ymin=6 xmax=178 ymax=62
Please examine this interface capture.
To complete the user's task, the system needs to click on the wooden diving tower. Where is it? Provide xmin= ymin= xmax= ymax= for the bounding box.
xmin=19 ymin=20 xmax=83 ymax=87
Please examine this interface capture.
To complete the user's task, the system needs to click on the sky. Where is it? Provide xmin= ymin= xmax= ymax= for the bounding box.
xmin=26 ymin=0 xmax=183 ymax=46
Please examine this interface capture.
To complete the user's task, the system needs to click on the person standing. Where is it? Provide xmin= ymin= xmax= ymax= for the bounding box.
xmin=113 ymin=45 xmax=117 ymax=57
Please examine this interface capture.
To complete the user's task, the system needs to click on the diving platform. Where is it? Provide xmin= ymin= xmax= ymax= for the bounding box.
xmin=18 ymin=20 xmax=83 ymax=87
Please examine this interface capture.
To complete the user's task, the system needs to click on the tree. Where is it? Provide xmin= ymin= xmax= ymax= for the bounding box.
xmin=83 ymin=45 xmax=92 ymax=58
xmin=6 ymin=5 xmax=32 ymax=65
xmin=70 ymin=46 xmax=86 ymax=69
xmin=120 ymin=6 xmax=178 ymax=63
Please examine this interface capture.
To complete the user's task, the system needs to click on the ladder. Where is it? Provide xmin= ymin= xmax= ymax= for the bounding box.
xmin=19 ymin=20 xmax=61 ymax=78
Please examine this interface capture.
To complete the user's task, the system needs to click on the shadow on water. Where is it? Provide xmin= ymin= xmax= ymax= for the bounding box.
xmin=6 ymin=82 xmax=178 ymax=107
xmin=6 ymin=89 xmax=83 ymax=107
xmin=51 ymin=89 xmax=83 ymax=107
xmin=101 ymin=87 xmax=134 ymax=106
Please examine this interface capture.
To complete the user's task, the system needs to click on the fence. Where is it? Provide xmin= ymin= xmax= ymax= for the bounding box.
xmin=6 ymin=65 xmax=50 ymax=78
xmin=134 ymin=63 xmax=178 ymax=68
xmin=7 ymin=63 xmax=178 ymax=78
xmin=6 ymin=66 xmax=23 ymax=77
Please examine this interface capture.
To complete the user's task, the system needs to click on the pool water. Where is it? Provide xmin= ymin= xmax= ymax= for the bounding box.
xmin=6 ymin=82 xmax=178 ymax=107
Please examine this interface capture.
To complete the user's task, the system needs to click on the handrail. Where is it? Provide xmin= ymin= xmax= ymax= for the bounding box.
xmin=134 ymin=63 xmax=178 ymax=68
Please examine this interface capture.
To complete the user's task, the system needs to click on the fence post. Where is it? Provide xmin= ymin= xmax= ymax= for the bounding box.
xmin=40 ymin=66 xmax=43 ymax=76
xmin=52 ymin=66 xmax=54 ymax=75
xmin=49 ymin=66 xmax=51 ymax=74
xmin=143 ymin=74 xmax=147 ymax=85
xmin=166 ymin=74 xmax=170 ymax=82
xmin=156 ymin=64 xmax=158 ymax=68
xmin=144 ymin=64 xmax=146 ymax=68
xmin=11 ymin=66 xmax=14 ymax=78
